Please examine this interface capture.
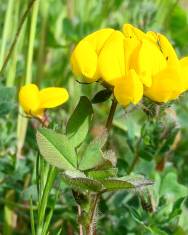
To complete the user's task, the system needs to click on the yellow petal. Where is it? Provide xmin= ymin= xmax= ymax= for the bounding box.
xmin=39 ymin=87 xmax=69 ymax=108
xmin=124 ymin=37 xmax=140 ymax=74
xmin=123 ymin=23 xmax=146 ymax=40
xmin=70 ymin=28 xmax=114 ymax=83
xmin=114 ymin=69 xmax=143 ymax=106
xmin=19 ymin=84 xmax=41 ymax=115
xmin=180 ymin=57 xmax=188 ymax=91
xmin=84 ymin=28 xmax=114 ymax=54
xmin=144 ymin=67 xmax=184 ymax=103
xmin=147 ymin=32 xmax=179 ymax=67
xmin=133 ymin=38 xmax=167 ymax=87
xmin=98 ymin=30 xmax=126 ymax=85
xmin=70 ymin=40 xmax=98 ymax=82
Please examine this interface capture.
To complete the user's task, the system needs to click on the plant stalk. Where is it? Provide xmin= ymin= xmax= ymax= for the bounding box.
xmin=85 ymin=193 xmax=100 ymax=235
xmin=105 ymin=98 xmax=117 ymax=132
xmin=16 ymin=0 xmax=40 ymax=159
xmin=0 ymin=0 xmax=37 ymax=75
xmin=127 ymin=137 xmax=141 ymax=174
xmin=0 ymin=0 xmax=14 ymax=69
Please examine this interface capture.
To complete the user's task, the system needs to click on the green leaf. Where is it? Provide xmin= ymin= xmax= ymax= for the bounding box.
xmin=160 ymin=172 xmax=188 ymax=201
xmin=173 ymin=226 xmax=187 ymax=235
xmin=36 ymin=128 xmax=77 ymax=170
xmin=150 ymin=226 xmax=168 ymax=235
xmin=100 ymin=178 xmax=133 ymax=191
xmin=0 ymin=85 xmax=15 ymax=116
xmin=101 ymin=176 xmax=153 ymax=191
xmin=66 ymin=96 xmax=93 ymax=147
xmin=127 ymin=206 xmax=143 ymax=224
xmin=168 ymin=197 xmax=185 ymax=221
xmin=78 ymin=131 xmax=109 ymax=171
xmin=61 ymin=170 xmax=103 ymax=192
xmin=91 ymin=89 xmax=112 ymax=103
xmin=86 ymin=168 xmax=118 ymax=180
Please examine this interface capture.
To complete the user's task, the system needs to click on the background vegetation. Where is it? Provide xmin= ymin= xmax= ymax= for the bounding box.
xmin=0 ymin=0 xmax=188 ymax=234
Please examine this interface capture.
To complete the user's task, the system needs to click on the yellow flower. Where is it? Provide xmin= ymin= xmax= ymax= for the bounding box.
xmin=19 ymin=84 xmax=69 ymax=118
xmin=71 ymin=26 xmax=144 ymax=106
xmin=70 ymin=28 xmax=114 ymax=83
xmin=98 ymin=30 xmax=143 ymax=106
xmin=114 ymin=70 xmax=143 ymax=106
xmin=123 ymin=24 xmax=167 ymax=87
xmin=144 ymin=67 xmax=183 ymax=103
xmin=123 ymin=24 xmax=187 ymax=103
xmin=71 ymin=23 xmax=188 ymax=105
xmin=143 ymin=32 xmax=185 ymax=102
xmin=180 ymin=57 xmax=188 ymax=90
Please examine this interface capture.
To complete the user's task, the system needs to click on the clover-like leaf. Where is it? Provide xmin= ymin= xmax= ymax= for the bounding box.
xmin=101 ymin=176 xmax=153 ymax=191
xmin=66 ymin=96 xmax=93 ymax=147
xmin=86 ymin=168 xmax=118 ymax=180
xmin=61 ymin=170 xmax=103 ymax=192
xmin=36 ymin=128 xmax=77 ymax=170
xmin=78 ymin=130 xmax=109 ymax=171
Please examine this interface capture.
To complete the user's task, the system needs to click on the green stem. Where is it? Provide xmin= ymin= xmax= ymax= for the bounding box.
xmin=78 ymin=205 xmax=83 ymax=235
xmin=0 ymin=0 xmax=14 ymax=69
xmin=105 ymin=98 xmax=117 ymax=132
xmin=127 ymin=137 xmax=141 ymax=174
xmin=30 ymin=198 xmax=36 ymax=235
xmin=37 ymin=167 xmax=57 ymax=235
xmin=26 ymin=0 xmax=40 ymax=83
xmin=0 ymin=0 xmax=37 ymax=75
xmin=16 ymin=0 xmax=40 ymax=159
xmin=85 ymin=193 xmax=100 ymax=235
xmin=36 ymin=0 xmax=49 ymax=85
xmin=6 ymin=0 xmax=20 ymax=87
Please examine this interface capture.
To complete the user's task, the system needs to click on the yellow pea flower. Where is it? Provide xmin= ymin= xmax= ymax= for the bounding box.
xmin=19 ymin=84 xmax=69 ymax=118
xmin=98 ymin=30 xmax=143 ymax=106
xmin=123 ymin=23 xmax=146 ymax=40
xmin=146 ymin=31 xmax=179 ymax=67
xmin=123 ymin=24 xmax=167 ymax=87
xmin=98 ymin=30 xmax=126 ymax=85
xmin=144 ymin=67 xmax=184 ymax=103
xmin=70 ymin=28 xmax=114 ymax=83
xmin=143 ymin=32 xmax=187 ymax=102
xmin=123 ymin=24 xmax=188 ymax=102
xmin=180 ymin=57 xmax=188 ymax=90
xmin=114 ymin=70 xmax=143 ymax=106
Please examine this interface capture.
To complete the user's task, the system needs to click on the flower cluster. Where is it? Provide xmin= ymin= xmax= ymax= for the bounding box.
xmin=71 ymin=24 xmax=188 ymax=105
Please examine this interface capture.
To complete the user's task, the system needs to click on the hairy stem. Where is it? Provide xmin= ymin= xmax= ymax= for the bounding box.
xmin=78 ymin=205 xmax=83 ymax=235
xmin=86 ymin=193 xmax=100 ymax=235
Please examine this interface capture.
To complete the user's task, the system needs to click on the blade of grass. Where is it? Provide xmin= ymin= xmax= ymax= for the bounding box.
xmin=0 ymin=0 xmax=37 ymax=75
xmin=16 ymin=0 xmax=40 ymax=159
xmin=37 ymin=166 xmax=57 ymax=235
xmin=30 ymin=198 xmax=36 ymax=235
xmin=36 ymin=0 xmax=49 ymax=85
xmin=0 ymin=0 xmax=14 ymax=69
xmin=3 ymin=190 xmax=16 ymax=235
xmin=6 ymin=1 xmax=20 ymax=87
xmin=42 ymin=189 xmax=60 ymax=235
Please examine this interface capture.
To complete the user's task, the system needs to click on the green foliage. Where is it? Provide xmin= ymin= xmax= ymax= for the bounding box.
xmin=36 ymin=128 xmax=77 ymax=170
xmin=61 ymin=170 xmax=103 ymax=192
xmin=0 ymin=84 xmax=15 ymax=116
xmin=78 ymin=131 xmax=109 ymax=171
xmin=66 ymin=96 xmax=93 ymax=147
xmin=91 ymin=89 xmax=112 ymax=104
xmin=1 ymin=0 xmax=188 ymax=234
xmin=100 ymin=176 xmax=153 ymax=191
